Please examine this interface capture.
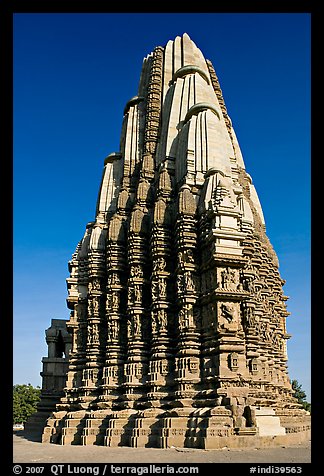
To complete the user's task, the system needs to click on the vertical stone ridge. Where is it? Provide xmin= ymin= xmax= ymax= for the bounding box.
xmin=206 ymin=59 xmax=234 ymax=148
xmin=144 ymin=46 xmax=164 ymax=157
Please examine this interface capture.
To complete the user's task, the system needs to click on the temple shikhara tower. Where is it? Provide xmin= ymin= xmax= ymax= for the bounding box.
xmin=42 ymin=34 xmax=310 ymax=448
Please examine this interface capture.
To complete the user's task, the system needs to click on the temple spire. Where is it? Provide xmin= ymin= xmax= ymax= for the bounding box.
xmin=42 ymin=33 xmax=310 ymax=449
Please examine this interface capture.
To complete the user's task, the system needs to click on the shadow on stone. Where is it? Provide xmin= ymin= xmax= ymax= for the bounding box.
xmin=13 ymin=428 xmax=44 ymax=443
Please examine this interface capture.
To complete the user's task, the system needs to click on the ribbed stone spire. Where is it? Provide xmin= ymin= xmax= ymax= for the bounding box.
xmin=42 ymin=34 xmax=310 ymax=448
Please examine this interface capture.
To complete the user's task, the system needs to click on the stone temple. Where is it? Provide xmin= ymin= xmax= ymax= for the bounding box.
xmin=41 ymin=33 xmax=310 ymax=448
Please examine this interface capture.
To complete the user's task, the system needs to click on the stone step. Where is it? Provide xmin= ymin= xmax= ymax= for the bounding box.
xmin=81 ymin=417 xmax=111 ymax=445
xmin=253 ymin=407 xmax=286 ymax=436
xmin=61 ymin=419 xmax=86 ymax=445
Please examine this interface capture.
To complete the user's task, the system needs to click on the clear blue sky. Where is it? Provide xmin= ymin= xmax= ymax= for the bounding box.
xmin=13 ymin=13 xmax=311 ymax=400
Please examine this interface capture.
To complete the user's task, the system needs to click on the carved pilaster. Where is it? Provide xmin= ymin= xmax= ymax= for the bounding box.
xmin=173 ymin=186 xmax=201 ymax=406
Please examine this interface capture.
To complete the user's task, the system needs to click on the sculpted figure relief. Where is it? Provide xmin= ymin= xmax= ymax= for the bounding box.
xmin=151 ymin=280 xmax=158 ymax=300
xmin=158 ymin=279 xmax=167 ymax=298
xmin=156 ymin=309 xmax=167 ymax=331
xmin=221 ymin=303 xmax=234 ymax=322
xmin=128 ymin=286 xmax=133 ymax=303
xmin=220 ymin=268 xmax=237 ymax=290
xmin=87 ymin=323 xmax=100 ymax=346
xmin=92 ymin=278 xmax=101 ymax=290
xmin=92 ymin=324 xmax=100 ymax=344
xmin=109 ymin=273 xmax=120 ymax=285
xmin=92 ymin=297 xmax=100 ymax=315
xmin=272 ymin=332 xmax=283 ymax=350
xmin=256 ymin=321 xmax=272 ymax=342
xmin=176 ymin=274 xmax=184 ymax=294
xmin=108 ymin=320 xmax=119 ymax=341
xmin=178 ymin=249 xmax=194 ymax=265
xmin=218 ymin=302 xmax=239 ymax=331
xmin=133 ymin=314 xmax=141 ymax=337
xmin=184 ymin=271 xmax=194 ymax=291
xmin=178 ymin=303 xmax=193 ymax=330
xmin=134 ymin=284 xmax=142 ymax=303
xmin=244 ymin=277 xmax=255 ymax=292
xmin=111 ymin=292 xmax=119 ymax=310
xmin=127 ymin=318 xmax=132 ymax=339
xmin=153 ymin=257 xmax=166 ymax=272
xmin=244 ymin=306 xmax=256 ymax=329
xmin=130 ymin=265 xmax=143 ymax=278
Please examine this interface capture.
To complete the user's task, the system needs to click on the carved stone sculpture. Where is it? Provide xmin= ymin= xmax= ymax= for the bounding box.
xmin=41 ymin=33 xmax=310 ymax=448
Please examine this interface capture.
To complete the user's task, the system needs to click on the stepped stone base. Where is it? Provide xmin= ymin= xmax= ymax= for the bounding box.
xmin=42 ymin=406 xmax=310 ymax=449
